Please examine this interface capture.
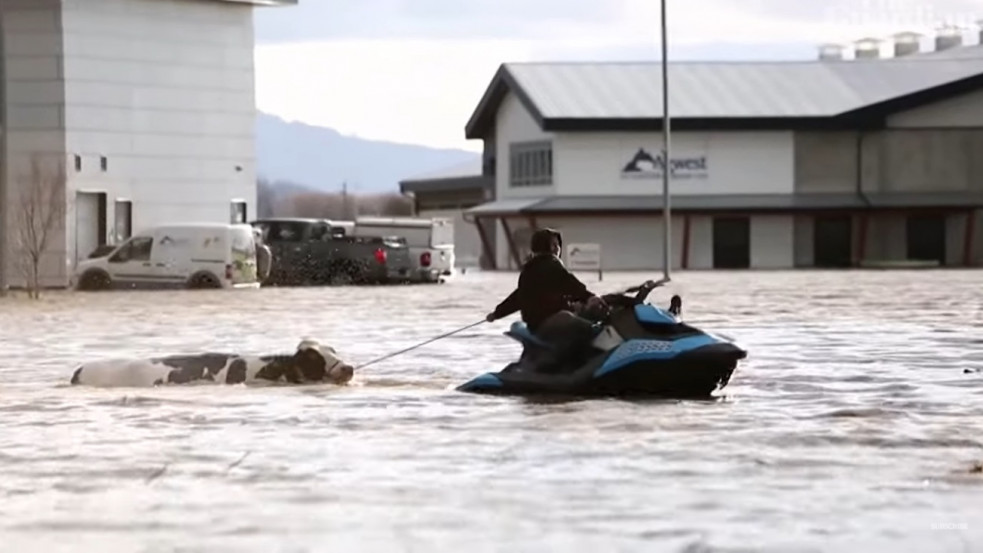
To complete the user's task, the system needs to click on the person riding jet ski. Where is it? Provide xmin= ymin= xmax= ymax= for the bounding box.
xmin=485 ymin=228 xmax=608 ymax=372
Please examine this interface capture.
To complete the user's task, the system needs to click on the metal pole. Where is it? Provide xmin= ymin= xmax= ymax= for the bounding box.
xmin=0 ymin=4 xmax=9 ymax=296
xmin=660 ymin=0 xmax=671 ymax=280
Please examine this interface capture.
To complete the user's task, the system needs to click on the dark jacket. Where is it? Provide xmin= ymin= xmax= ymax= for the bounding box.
xmin=491 ymin=254 xmax=594 ymax=332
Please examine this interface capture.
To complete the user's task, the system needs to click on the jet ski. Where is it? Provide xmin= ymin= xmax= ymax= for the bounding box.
xmin=457 ymin=279 xmax=747 ymax=398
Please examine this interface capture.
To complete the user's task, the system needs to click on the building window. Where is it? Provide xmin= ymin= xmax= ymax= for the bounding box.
xmin=230 ymin=200 xmax=247 ymax=224
xmin=100 ymin=156 xmax=108 ymax=172
xmin=509 ymin=140 xmax=552 ymax=187
xmin=74 ymin=155 xmax=82 ymax=172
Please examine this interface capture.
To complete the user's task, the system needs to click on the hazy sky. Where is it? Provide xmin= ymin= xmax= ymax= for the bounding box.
xmin=253 ymin=0 xmax=981 ymax=151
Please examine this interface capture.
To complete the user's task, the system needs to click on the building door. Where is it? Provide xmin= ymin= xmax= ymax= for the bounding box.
xmin=75 ymin=192 xmax=107 ymax=266
xmin=114 ymin=200 xmax=132 ymax=243
xmin=231 ymin=200 xmax=247 ymax=224
xmin=712 ymin=216 xmax=750 ymax=269
xmin=906 ymin=214 xmax=946 ymax=265
xmin=813 ymin=216 xmax=853 ymax=267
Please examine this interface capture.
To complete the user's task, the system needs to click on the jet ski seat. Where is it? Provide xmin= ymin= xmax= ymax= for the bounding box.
xmin=506 ymin=322 xmax=554 ymax=350
xmin=506 ymin=320 xmax=607 ymax=351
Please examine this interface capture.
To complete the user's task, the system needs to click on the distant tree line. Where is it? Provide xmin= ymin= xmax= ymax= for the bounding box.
xmin=257 ymin=178 xmax=414 ymax=221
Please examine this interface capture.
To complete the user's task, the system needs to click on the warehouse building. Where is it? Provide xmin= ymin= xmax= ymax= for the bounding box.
xmin=424 ymin=30 xmax=983 ymax=271
xmin=0 ymin=0 xmax=294 ymax=289
xmin=399 ymin=158 xmax=493 ymax=268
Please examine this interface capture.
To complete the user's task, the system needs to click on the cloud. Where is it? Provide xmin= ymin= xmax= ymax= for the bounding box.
xmin=253 ymin=0 xmax=982 ymax=151
xmin=254 ymin=0 xmax=632 ymax=42
xmin=254 ymin=0 xmax=981 ymax=44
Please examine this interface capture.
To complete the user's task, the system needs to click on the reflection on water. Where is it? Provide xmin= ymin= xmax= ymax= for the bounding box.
xmin=1 ymin=270 xmax=982 ymax=552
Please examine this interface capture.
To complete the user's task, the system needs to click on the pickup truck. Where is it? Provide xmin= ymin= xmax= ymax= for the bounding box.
xmin=250 ymin=217 xmax=413 ymax=286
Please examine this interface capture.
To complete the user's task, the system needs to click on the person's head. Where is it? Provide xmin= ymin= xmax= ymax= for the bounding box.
xmin=530 ymin=228 xmax=562 ymax=257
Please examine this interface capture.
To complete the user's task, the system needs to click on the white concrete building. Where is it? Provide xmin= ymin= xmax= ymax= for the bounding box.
xmin=459 ymin=36 xmax=983 ymax=271
xmin=0 ymin=0 xmax=294 ymax=289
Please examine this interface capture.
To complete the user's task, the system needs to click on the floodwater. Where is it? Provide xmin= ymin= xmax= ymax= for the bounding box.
xmin=1 ymin=270 xmax=981 ymax=552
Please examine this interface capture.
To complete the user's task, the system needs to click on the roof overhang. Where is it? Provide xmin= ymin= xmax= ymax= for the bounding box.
xmin=463 ymin=193 xmax=983 ymax=218
xmin=399 ymin=174 xmax=492 ymax=195
xmin=207 ymin=0 xmax=297 ymax=6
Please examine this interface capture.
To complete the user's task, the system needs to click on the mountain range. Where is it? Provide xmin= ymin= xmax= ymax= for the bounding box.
xmin=256 ymin=112 xmax=480 ymax=195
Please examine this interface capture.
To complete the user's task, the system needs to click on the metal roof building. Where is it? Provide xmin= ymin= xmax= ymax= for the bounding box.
xmin=464 ymin=52 xmax=983 ymax=136
xmin=416 ymin=38 xmax=983 ymax=271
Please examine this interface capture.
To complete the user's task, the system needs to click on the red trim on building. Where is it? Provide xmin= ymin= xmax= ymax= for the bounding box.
xmin=473 ymin=217 xmax=496 ymax=270
xmin=681 ymin=214 xmax=691 ymax=269
xmin=500 ymin=218 xmax=522 ymax=269
xmin=856 ymin=213 xmax=869 ymax=265
xmin=964 ymin=209 xmax=976 ymax=266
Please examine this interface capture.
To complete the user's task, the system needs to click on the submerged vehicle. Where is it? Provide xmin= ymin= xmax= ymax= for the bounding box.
xmin=457 ymin=279 xmax=747 ymax=398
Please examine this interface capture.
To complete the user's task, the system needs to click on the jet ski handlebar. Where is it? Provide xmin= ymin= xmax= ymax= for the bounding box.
xmin=599 ymin=277 xmax=670 ymax=309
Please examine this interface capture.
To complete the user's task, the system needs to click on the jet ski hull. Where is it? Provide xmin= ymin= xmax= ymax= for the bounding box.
xmin=457 ymin=340 xmax=746 ymax=399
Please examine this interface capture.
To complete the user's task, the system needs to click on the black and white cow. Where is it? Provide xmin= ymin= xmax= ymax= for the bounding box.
xmin=69 ymin=339 xmax=354 ymax=388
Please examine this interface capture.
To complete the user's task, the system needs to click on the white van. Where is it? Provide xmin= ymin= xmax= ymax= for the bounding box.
xmin=350 ymin=216 xmax=455 ymax=283
xmin=72 ymin=222 xmax=260 ymax=291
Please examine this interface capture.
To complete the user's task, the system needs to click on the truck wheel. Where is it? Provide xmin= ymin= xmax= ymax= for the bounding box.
xmin=188 ymin=272 xmax=221 ymax=289
xmin=78 ymin=270 xmax=111 ymax=291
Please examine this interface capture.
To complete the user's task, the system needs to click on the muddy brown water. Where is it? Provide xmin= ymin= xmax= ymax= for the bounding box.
xmin=1 ymin=270 xmax=981 ymax=552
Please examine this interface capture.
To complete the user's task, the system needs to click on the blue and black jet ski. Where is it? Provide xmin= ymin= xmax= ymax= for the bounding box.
xmin=457 ymin=279 xmax=747 ymax=398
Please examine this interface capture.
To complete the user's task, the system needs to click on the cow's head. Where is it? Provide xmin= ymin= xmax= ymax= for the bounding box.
xmin=291 ymin=339 xmax=354 ymax=384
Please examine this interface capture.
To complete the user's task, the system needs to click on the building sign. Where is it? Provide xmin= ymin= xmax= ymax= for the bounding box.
xmin=566 ymin=242 xmax=603 ymax=280
xmin=567 ymin=242 xmax=600 ymax=269
xmin=619 ymin=148 xmax=708 ymax=180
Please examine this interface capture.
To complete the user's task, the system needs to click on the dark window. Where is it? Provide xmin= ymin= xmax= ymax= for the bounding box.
xmin=712 ymin=217 xmax=750 ymax=269
xmin=906 ymin=215 xmax=946 ymax=265
xmin=114 ymin=200 xmax=132 ymax=242
xmin=109 ymin=236 xmax=153 ymax=263
xmin=255 ymin=221 xmax=307 ymax=242
xmin=814 ymin=216 xmax=853 ymax=267
xmin=230 ymin=201 xmax=247 ymax=224
xmin=508 ymin=140 xmax=553 ymax=187
xmin=100 ymin=156 xmax=108 ymax=172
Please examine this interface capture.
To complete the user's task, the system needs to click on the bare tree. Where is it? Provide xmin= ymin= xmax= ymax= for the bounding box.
xmin=13 ymin=157 xmax=66 ymax=299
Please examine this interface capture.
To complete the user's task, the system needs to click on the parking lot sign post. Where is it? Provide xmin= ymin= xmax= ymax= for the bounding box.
xmin=566 ymin=243 xmax=602 ymax=281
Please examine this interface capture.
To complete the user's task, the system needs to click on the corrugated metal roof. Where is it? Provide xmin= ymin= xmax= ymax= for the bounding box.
xmin=401 ymin=158 xmax=483 ymax=182
xmin=504 ymin=56 xmax=983 ymax=119
xmin=463 ymin=193 xmax=983 ymax=215
xmin=400 ymin=175 xmax=491 ymax=194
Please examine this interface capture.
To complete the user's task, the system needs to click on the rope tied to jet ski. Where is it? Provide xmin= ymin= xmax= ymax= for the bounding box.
xmin=354 ymin=319 xmax=487 ymax=370
xmin=354 ymin=278 xmax=672 ymax=371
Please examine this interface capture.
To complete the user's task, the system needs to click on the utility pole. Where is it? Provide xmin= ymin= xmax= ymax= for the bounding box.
xmin=341 ymin=180 xmax=349 ymax=219
xmin=0 ymin=4 xmax=9 ymax=296
xmin=660 ymin=0 xmax=672 ymax=281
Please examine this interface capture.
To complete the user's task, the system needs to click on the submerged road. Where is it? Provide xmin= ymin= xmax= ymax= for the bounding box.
xmin=0 ymin=270 xmax=981 ymax=551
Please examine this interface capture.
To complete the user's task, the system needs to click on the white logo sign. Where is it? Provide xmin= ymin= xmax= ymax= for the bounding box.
xmin=620 ymin=148 xmax=708 ymax=180
xmin=566 ymin=243 xmax=601 ymax=271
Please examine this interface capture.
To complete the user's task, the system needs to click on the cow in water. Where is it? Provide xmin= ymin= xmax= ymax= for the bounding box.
xmin=69 ymin=339 xmax=354 ymax=388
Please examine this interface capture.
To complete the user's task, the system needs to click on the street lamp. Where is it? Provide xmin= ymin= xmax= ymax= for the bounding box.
xmin=0 ymin=9 xmax=8 ymax=296
xmin=660 ymin=0 xmax=671 ymax=281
